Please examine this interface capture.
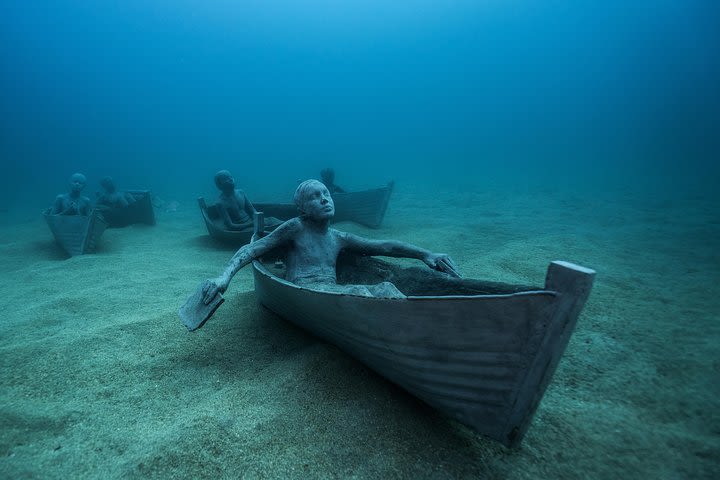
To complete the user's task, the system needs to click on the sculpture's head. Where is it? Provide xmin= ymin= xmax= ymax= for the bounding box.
xmin=294 ymin=179 xmax=335 ymax=221
xmin=320 ymin=168 xmax=335 ymax=185
xmin=214 ymin=170 xmax=235 ymax=191
xmin=69 ymin=173 xmax=87 ymax=194
xmin=100 ymin=176 xmax=116 ymax=193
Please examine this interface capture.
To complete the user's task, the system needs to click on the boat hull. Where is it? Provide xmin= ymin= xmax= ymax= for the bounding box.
xmin=44 ymin=210 xmax=108 ymax=257
xmin=251 ymin=256 xmax=594 ymax=447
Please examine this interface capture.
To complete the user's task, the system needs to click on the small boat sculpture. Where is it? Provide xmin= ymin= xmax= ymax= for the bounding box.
xmin=251 ymin=246 xmax=595 ymax=448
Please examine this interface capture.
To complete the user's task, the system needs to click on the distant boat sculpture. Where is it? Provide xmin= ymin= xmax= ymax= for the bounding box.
xmin=99 ymin=190 xmax=156 ymax=228
xmin=43 ymin=209 xmax=108 ymax=257
xmin=251 ymin=244 xmax=595 ymax=448
xmin=198 ymin=182 xmax=394 ymax=245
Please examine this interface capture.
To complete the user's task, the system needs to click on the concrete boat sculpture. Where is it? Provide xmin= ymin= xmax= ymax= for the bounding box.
xmin=251 ymin=249 xmax=594 ymax=448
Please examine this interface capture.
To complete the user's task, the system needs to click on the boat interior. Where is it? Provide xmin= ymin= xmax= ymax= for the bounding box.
xmin=259 ymin=249 xmax=541 ymax=297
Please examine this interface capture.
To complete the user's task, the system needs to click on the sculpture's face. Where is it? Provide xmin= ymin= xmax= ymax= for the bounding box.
xmin=215 ymin=171 xmax=235 ymax=191
xmin=69 ymin=174 xmax=86 ymax=193
xmin=300 ymin=181 xmax=335 ymax=220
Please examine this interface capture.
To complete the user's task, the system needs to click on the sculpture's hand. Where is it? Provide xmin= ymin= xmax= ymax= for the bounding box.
xmin=60 ymin=201 xmax=78 ymax=215
xmin=425 ymin=253 xmax=461 ymax=278
xmin=202 ymin=277 xmax=227 ymax=304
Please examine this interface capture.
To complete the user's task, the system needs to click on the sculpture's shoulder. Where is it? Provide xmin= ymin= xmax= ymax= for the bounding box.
xmin=331 ymin=228 xmax=355 ymax=246
xmin=334 ymin=228 xmax=358 ymax=240
xmin=280 ymin=216 xmax=303 ymax=233
xmin=262 ymin=217 xmax=302 ymax=245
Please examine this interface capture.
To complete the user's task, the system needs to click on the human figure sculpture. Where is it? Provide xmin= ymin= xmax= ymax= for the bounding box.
xmin=51 ymin=173 xmax=92 ymax=216
xmin=214 ymin=170 xmax=281 ymax=231
xmin=96 ymin=176 xmax=136 ymax=209
xmin=202 ymin=179 xmax=460 ymax=304
xmin=320 ymin=168 xmax=345 ymax=194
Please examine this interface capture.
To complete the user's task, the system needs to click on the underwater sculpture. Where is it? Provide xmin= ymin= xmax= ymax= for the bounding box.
xmin=45 ymin=173 xmax=107 ymax=256
xmin=51 ymin=173 xmax=92 ymax=216
xmin=180 ymin=179 xmax=595 ymax=448
xmin=96 ymin=176 xmax=136 ymax=209
xmin=95 ymin=176 xmax=156 ymax=228
xmin=182 ymin=178 xmax=457 ymax=328
xmin=199 ymin=178 xmax=459 ymax=305
xmin=212 ymin=170 xmax=282 ymax=232
xmin=94 ymin=176 xmax=156 ymax=228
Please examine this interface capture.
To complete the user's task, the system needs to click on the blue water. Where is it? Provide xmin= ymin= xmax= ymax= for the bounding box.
xmin=2 ymin=1 xmax=718 ymax=208
xmin=2 ymin=3 xmax=719 ymax=477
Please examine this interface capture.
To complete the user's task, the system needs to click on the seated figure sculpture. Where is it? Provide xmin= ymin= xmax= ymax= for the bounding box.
xmin=214 ymin=170 xmax=281 ymax=231
xmin=202 ymin=179 xmax=459 ymax=304
xmin=51 ymin=173 xmax=92 ymax=216
xmin=320 ymin=168 xmax=345 ymax=194
xmin=96 ymin=176 xmax=136 ymax=209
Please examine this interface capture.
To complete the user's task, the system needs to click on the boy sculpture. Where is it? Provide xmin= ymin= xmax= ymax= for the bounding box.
xmin=96 ymin=176 xmax=136 ymax=209
xmin=51 ymin=173 xmax=92 ymax=216
xmin=201 ymin=179 xmax=459 ymax=305
xmin=214 ymin=170 xmax=281 ymax=231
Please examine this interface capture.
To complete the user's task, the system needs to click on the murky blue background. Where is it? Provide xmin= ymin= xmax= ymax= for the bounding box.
xmin=2 ymin=1 xmax=718 ymax=206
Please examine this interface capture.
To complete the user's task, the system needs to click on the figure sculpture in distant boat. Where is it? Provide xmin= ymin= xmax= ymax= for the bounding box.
xmin=96 ymin=176 xmax=136 ymax=209
xmin=320 ymin=168 xmax=345 ymax=194
xmin=51 ymin=173 xmax=92 ymax=216
xmin=214 ymin=170 xmax=281 ymax=231
xmin=201 ymin=179 xmax=460 ymax=304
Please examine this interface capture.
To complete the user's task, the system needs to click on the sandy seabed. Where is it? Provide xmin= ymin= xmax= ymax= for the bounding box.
xmin=1 ymin=184 xmax=718 ymax=479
